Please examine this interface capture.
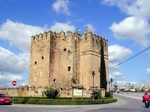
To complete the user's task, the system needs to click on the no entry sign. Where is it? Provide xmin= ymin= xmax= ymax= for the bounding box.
xmin=12 ymin=80 xmax=17 ymax=86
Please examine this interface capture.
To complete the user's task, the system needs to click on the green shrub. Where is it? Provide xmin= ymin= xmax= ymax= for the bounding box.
xmin=13 ymin=97 xmax=117 ymax=105
xmin=92 ymin=89 xmax=101 ymax=99
xmin=27 ymin=98 xmax=117 ymax=105
xmin=43 ymin=88 xmax=59 ymax=99
xmin=14 ymin=97 xmax=117 ymax=105
xmin=14 ymin=98 xmax=29 ymax=104
xmin=105 ymin=92 xmax=111 ymax=97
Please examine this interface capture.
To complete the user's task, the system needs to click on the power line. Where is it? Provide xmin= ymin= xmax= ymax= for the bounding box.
xmin=110 ymin=46 xmax=150 ymax=69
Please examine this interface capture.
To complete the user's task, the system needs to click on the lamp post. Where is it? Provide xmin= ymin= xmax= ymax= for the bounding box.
xmin=115 ymin=82 xmax=117 ymax=91
xmin=110 ymin=78 xmax=113 ymax=90
xmin=92 ymin=71 xmax=95 ymax=100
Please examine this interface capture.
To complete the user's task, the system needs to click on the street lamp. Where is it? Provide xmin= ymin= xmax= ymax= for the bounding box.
xmin=115 ymin=82 xmax=118 ymax=91
xmin=92 ymin=71 xmax=95 ymax=100
xmin=110 ymin=78 xmax=113 ymax=90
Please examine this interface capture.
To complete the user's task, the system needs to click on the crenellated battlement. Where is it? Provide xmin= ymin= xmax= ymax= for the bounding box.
xmin=31 ymin=30 xmax=108 ymax=48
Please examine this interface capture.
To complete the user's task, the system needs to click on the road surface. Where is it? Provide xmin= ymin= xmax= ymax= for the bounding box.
xmin=87 ymin=94 xmax=148 ymax=112
xmin=0 ymin=93 xmax=149 ymax=112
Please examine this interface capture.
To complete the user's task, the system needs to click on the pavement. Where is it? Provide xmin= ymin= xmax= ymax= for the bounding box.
xmin=114 ymin=92 xmax=143 ymax=100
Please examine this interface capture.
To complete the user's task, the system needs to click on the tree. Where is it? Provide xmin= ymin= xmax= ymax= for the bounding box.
xmin=92 ymin=89 xmax=101 ymax=99
xmin=100 ymin=39 xmax=107 ymax=90
xmin=43 ymin=88 xmax=59 ymax=99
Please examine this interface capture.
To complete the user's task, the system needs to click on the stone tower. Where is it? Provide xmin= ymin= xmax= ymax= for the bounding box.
xmin=29 ymin=30 xmax=109 ymax=96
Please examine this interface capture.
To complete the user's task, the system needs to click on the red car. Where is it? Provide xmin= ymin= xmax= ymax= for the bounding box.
xmin=0 ymin=94 xmax=12 ymax=105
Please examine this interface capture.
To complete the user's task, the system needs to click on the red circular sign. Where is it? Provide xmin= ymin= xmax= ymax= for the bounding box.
xmin=12 ymin=81 xmax=17 ymax=86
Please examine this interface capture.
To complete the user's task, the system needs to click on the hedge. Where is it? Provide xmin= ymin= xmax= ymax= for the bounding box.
xmin=13 ymin=97 xmax=117 ymax=105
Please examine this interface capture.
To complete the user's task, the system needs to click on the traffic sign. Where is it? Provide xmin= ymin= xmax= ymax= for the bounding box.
xmin=12 ymin=80 xmax=17 ymax=86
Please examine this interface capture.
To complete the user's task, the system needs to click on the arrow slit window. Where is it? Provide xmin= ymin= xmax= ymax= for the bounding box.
xmin=35 ymin=61 xmax=37 ymax=65
xmin=68 ymin=66 xmax=71 ymax=71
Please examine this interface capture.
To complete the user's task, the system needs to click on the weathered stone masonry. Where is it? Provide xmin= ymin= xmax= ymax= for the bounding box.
xmin=29 ymin=30 xmax=109 ymax=97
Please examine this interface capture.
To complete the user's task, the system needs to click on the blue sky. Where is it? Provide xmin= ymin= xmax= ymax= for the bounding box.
xmin=0 ymin=0 xmax=150 ymax=88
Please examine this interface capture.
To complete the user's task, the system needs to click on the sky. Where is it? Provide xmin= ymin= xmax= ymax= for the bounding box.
xmin=0 ymin=0 xmax=150 ymax=88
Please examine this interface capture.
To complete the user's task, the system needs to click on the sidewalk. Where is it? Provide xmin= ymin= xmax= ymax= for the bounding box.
xmin=114 ymin=92 xmax=143 ymax=100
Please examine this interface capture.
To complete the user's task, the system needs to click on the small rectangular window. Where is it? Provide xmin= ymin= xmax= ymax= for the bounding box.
xmin=68 ymin=66 xmax=71 ymax=71
xmin=35 ymin=61 xmax=37 ymax=65
xmin=42 ymin=56 xmax=44 ymax=60
xmin=64 ymin=48 xmax=67 ymax=52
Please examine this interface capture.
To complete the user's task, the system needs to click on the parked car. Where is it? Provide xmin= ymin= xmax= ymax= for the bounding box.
xmin=0 ymin=94 xmax=12 ymax=105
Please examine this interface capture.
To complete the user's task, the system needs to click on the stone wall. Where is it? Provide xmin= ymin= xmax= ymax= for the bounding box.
xmin=0 ymin=86 xmax=105 ymax=98
xmin=0 ymin=86 xmax=45 ymax=97
xmin=29 ymin=30 xmax=109 ymax=97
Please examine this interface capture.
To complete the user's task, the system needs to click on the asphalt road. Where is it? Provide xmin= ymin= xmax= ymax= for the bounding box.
xmin=87 ymin=94 xmax=149 ymax=112
xmin=0 ymin=94 xmax=149 ymax=112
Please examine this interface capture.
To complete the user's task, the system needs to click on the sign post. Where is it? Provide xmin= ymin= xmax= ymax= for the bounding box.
xmin=12 ymin=80 xmax=17 ymax=86
xmin=12 ymin=80 xmax=17 ymax=104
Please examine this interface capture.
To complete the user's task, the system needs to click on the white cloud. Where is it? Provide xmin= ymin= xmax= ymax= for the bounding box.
xmin=0 ymin=19 xmax=47 ymax=52
xmin=127 ymin=1 xmax=150 ymax=19
xmin=52 ymin=0 xmax=71 ymax=16
xmin=0 ymin=73 xmax=22 ymax=82
xmin=110 ymin=17 xmax=150 ymax=47
xmin=0 ymin=46 xmax=29 ymax=73
xmin=147 ymin=68 xmax=150 ymax=75
xmin=50 ymin=21 xmax=75 ymax=32
xmin=102 ymin=0 xmax=150 ymax=19
xmin=102 ymin=0 xmax=150 ymax=47
xmin=108 ymin=44 xmax=133 ymax=68
xmin=110 ymin=71 xmax=125 ymax=80
xmin=0 ymin=73 xmax=23 ymax=87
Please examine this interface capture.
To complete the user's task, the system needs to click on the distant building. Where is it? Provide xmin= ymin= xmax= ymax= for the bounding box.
xmin=29 ymin=31 xmax=109 ymax=97
xmin=142 ymin=85 xmax=150 ymax=92
xmin=123 ymin=84 xmax=130 ymax=92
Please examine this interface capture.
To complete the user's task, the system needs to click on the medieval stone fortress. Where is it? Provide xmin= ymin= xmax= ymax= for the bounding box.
xmin=0 ymin=30 xmax=109 ymax=97
xmin=29 ymin=30 xmax=109 ymax=97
